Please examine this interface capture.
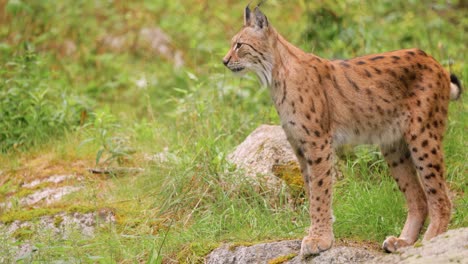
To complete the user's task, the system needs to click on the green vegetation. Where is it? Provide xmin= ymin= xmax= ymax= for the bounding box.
xmin=268 ymin=253 xmax=298 ymax=264
xmin=0 ymin=49 xmax=87 ymax=152
xmin=0 ymin=0 xmax=466 ymax=263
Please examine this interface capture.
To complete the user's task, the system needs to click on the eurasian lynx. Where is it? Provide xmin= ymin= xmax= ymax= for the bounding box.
xmin=223 ymin=4 xmax=462 ymax=257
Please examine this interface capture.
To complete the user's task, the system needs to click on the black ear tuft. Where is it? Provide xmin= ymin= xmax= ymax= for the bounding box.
xmin=244 ymin=3 xmax=252 ymax=26
xmin=257 ymin=0 xmax=267 ymax=8
xmin=253 ymin=7 xmax=268 ymax=29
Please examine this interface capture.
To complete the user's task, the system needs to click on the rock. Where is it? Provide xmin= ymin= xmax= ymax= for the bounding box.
xmin=20 ymin=186 xmax=82 ymax=207
xmin=60 ymin=39 xmax=77 ymax=57
xmin=228 ymin=125 xmax=301 ymax=189
xmin=2 ymin=210 xmax=116 ymax=261
xmin=138 ymin=27 xmax=185 ymax=68
xmin=0 ymin=174 xmax=83 ymax=209
xmin=205 ymin=240 xmax=381 ymax=264
xmin=98 ymin=27 xmax=184 ymax=68
xmin=99 ymin=34 xmax=127 ymax=53
xmin=5 ymin=210 xmax=116 ymax=238
xmin=20 ymin=175 xmax=82 ymax=207
xmin=205 ymin=240 xmax=301 ymax=264
xmin=205 ymin=228 xmax=468 ymax=264
xmin=288 ymin=246 xmax=380 ymax=264
xmin=14 ymin=243 xmax=36 ymax=262
xmin=22 ymin=174 xmax=76 ymax=189
xmin=144 ymin=147 xmax=179 ymax=164
xmin=372 ymin=227 xmax=468 ymax=264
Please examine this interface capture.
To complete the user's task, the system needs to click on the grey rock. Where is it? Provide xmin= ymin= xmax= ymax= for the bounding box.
xmin=99 ymin=27 xmax=184 ymax=68
xmin=206 ymin=228 xmax=468 ymax=264
xmin=22 ymin=174 xmax=76 ymax=188
xmin=60 ymin=39 xmax=77 ymax=56
xmin=288 ymin=246 xmax=379 ymax=264
xmin=99 ymin=34 xmax=126 ymax=52
xmin=14 ymin=243 xmax=36 ymax=262
xmin=0 ymin=174 xmax=83 ymax=210
xmin=2 ymin=210 xmax=116 ymax=261
xmin=205 ymin=240 xmax=301 ymax=264
xmin=228 ymin=125 xmax=298 ymax=188
xmin=372 ymin=227 xmax=468 ymax=264
xmin=144 ymin=147 xmax=179 ymax=164
xmin=20 ymin=186 xmax=82 ymax=207
xmin=205 ymin=240 xmax=380 ymax=264
xmin=139 ymin=27 xmax=185 ymax=68
xmin=5 ymin=210 xmax=116 ymax=239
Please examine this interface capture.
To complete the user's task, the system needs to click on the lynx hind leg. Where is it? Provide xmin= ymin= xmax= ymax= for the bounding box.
xmin=381 ymin=141 xmax=428 ymax=252
xmin=405 ymin=128 xmax=451 ymax=242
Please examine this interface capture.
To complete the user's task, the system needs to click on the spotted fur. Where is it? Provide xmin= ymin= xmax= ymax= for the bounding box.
xmin=223 ymin=5 xmax=462 ymax=257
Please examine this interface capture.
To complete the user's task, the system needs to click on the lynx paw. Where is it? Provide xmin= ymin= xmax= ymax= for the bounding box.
xmin=382 ymin=236 xmax=411 ymax=253
xmin=300 ymin=235 xmax=333 ymax=258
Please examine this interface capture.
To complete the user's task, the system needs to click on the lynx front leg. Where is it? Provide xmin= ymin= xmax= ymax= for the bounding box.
xmin=295 ymin=136 xmax=335 ymax=257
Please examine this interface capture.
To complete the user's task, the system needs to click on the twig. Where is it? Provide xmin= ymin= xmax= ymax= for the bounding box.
xmin=88 ymin=167 xmax=144 ymax=175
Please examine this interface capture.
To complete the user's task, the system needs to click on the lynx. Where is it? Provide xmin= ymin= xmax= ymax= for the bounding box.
xmin=223 ymin=4 xmax=462 ymax=257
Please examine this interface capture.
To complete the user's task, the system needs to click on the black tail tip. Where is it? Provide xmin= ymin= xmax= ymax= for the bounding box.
xmin=450 ymin=74 xmax=462 ymax=100
xmin=450 ymin=74 xmax=462 ymax=88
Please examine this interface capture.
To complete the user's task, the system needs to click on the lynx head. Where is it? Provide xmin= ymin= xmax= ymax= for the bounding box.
xmin=223 ymin=4 xmax=274 ymax=86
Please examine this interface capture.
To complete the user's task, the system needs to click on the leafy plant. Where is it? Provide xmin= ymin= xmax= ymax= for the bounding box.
xmin=0 ymin=45 xmax=85 ymax=152
xmin=81 ymin=110 xmax=135 ymax=166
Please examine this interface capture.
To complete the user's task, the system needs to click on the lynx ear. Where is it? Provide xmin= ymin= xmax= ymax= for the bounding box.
xmin=244 ymin=3 xmax=252 ymax=26
xmin=253 ymin=7 xmax=268 ymax=29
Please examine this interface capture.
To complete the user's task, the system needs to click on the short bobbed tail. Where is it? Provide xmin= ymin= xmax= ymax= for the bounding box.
xmin=450 ymin=74 xmax=462 ymax=100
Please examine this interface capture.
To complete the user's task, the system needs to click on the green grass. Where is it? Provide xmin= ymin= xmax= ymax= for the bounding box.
xmin=0 ymin=0 xmax=466 ymax=263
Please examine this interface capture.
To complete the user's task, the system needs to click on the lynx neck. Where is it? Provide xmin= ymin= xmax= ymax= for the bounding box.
xmin=269 ymin=28 xmax=320 ymax=86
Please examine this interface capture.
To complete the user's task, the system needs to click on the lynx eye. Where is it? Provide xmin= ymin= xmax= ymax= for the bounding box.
xmin=235 ymin=42 xmax=243 ymax=49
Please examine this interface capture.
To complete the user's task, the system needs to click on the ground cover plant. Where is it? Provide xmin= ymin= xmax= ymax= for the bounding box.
xmin=0 ymin=0 xmax=466 ymax=263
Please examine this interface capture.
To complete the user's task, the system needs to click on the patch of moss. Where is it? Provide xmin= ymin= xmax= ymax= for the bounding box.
xmin=0 ymin=204 xmax=95 ymax=224
xmin=12 ymin=226 xmax=34 ymax=240
xmin=228 ymin=241 xmax=256 ymax=251
xmin=118 ymin=217 xmax=142 ymax=228
xmin=272 ymin=161 xmax=304 ymax=192
xmin=13 ymin=188 xmax=35 ymax=199
xmin=0 ymin=208 xmax=62 ymax=224
xmin=28 ymin=181 xmax=55 ymax=191
xmin=413 ymin=241 xmax=423 ymax=248
xmin=53 ymin=215 xmax=64 ymax=228
xmin=268 ymin=253 xmax=298 ymax=264
xmin=65 ymin=204 xmax=95 ymax=214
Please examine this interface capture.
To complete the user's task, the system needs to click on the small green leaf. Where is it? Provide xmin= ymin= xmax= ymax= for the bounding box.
xmin=96 ymin=149 xmax=104 ymax=165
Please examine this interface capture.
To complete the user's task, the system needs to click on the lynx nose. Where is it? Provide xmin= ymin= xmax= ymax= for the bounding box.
xmin=223 ymin=56 xmax=231 ymax=66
